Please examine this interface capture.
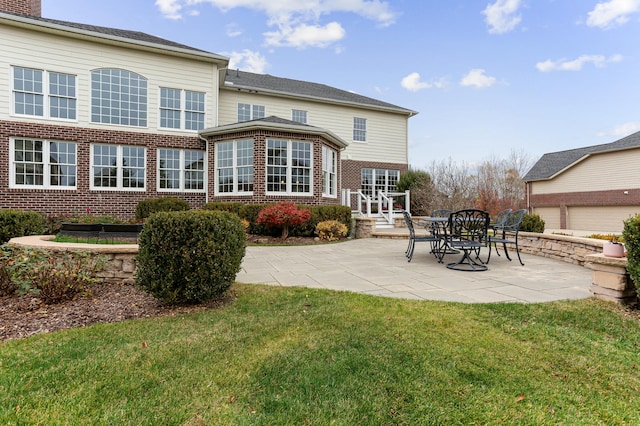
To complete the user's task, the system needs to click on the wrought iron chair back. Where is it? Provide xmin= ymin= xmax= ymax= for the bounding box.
xmin=402 ymin=210 xmax=439 ymax=262
xmin=486 ymin=208 xmax=527 ymax=265
xmin=444 ymin=209 xmax=490 ymax=271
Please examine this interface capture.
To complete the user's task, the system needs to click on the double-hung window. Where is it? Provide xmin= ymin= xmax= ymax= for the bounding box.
xmin=322 ymin=146 xmax=337 ymax=197
xmin=361 ymin=168 xmax=399 ymax=198
xmin=237 ymin=103 xmax=265 ymax=122
xmin=158 ymin=149 xmax=205 ymax=191
xmin=292 ymin=109 xmax=307 ymax=124
xmin=159 ymin=88 xmax=206 ymax=131
xmin=91 ymin=69 xmax=147 ymax=127
xmin=353 ymin=117 xmax=367 ymax=142
xmin=12 ymin=66 xmax=77 ymax=120
xmin=91 ymin=144 xmax=146 ymax=190
xmin=266 ymin=139 xmax=312 ymax=195
xmin=10 ymin=138 xmax=76 ymax=188
xmin=216 ymin=139 xmax=254 ymax=194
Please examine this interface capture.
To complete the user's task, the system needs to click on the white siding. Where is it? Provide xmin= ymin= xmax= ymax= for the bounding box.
xmin=531 ymin=149 xmax=640 ymax=195
xmin=219 ymin=90 xmax=409 ymax=164
xmin=567 ymin=206 xmax=640 ymax=234
xmin=0 ymin=25 xmax=219 ymax=133
xmin=532 ymin=207 xmax=560 ymax=229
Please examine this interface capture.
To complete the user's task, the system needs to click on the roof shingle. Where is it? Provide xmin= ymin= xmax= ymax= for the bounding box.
xmin=223 ymin=70 xmax=417 ymax=115
xmin=523 ymin=131 xmax=640 ymax=181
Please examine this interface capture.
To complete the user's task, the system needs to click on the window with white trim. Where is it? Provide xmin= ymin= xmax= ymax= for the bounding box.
xmin=159 ymin=88 xmax=206 ymax=131
xmin=216 ymin=139 xmax=254 ymax=194
xmin=353 ymin=117 xmax=367 ymax=142
xmin=91 ymin=144 xmax=146 ymax=190
xmin=10 ymin=138 xmax=76 ymax=188
xmin=292 ymin=109 xmax=307 ymax=124
xmin=237 ymin=103 xmax=265 ymax=122
xmin=266 ymin=139 xmax=312 ymax=194
xmin=361 ymin=168 xmax=399 ymax=198
xmin=158 ymin=149 xmax=205 ymax=191
xmin=322 ymin=146 xmax=337 ymax=197
xmin=12 ymin=66 xmax=76 ymax=120
xmin=91 ymin=69 xmax=147 ymax=127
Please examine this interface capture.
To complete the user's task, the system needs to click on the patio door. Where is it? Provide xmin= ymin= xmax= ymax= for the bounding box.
xmin=361 ymin=168 xmax=399 ymax=200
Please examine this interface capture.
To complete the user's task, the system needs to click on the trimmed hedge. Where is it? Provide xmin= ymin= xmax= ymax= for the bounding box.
xmin=0 ymin=210 xmax=44 ymax=244
xmin=623 ymin=214 xmax=640 ymax=293
xmin=135 ymin=210 xmax=246 ymax=305
xmin=203 ymin=202 xmax=352 ymax=237
xmin=135 ymin=197 xmax=190 ymax=221
xmin=520 ymin=213 xmax=545 ymax=233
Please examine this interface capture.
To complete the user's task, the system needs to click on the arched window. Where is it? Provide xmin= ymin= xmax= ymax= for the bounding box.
xmin=91 ymin=69 xmax=147 ymax=127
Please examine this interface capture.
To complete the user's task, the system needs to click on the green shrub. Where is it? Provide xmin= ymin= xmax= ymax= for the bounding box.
xmin=315 ymin=220 xmax=348 ymax=241
xmin=0 ymin=245 xmax=17 ymax=296
xmin=0 ymin=245 xmax=106 ymax=303
xmin=203 ymin=202 xmax=352 ymax=237
xmin=290 ymin=205 xmax=353 ymax=237
xmin=136 ymin=210 xmax=246 ymax=305
xmin=135 ymin=197 xmax=190 ymax=221
xmin=0 ymin=210 xmax=44 ymax=244
xmin=623 ymin=214 xmax=640 ymax=294
xmin=520 ymin=213 xmax=545 ymax=233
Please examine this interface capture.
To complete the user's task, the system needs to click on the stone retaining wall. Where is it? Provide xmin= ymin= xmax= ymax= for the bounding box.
xmin=8 ymin=235 xmax=138 ymax=285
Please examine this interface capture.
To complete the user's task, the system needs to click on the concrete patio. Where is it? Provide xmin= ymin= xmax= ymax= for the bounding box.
xmin=236 ymin=238 xmax=593 ymax=303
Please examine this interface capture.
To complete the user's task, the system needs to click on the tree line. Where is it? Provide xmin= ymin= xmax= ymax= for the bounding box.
xmin=397 ymin=149 xmax=535 ymax=218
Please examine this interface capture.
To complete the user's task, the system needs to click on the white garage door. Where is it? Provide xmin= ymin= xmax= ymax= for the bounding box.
xmin=567 ymin=206 xmax=640 ymax=234
xmin=532 ymin=207 xmax=560 ymax=230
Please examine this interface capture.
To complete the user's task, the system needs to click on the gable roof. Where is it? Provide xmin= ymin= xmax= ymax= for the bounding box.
xmin=0 ymin=10 xmax=228 ymax=63
xmin=523 ymin=130 xmax=640 ymax=182
xmin=200 ymin=115 xmax=349 ymax=149
xmin=223 ymin=70 xmax=418 ymax=116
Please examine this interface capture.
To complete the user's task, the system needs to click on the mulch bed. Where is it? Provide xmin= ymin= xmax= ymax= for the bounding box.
xmin=0 ymin=235 xmax=335 ymax=342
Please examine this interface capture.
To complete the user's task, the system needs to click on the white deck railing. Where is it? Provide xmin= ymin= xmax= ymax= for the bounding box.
xmin=341 ymin=189 xmax=410 ymax=225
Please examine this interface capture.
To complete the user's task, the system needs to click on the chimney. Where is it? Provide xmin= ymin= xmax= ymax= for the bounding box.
xmin=0 ymin=0 xmax=42 ymax=17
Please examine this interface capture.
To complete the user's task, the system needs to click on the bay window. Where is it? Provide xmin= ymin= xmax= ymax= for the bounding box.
xmin=322 ymin=146 xmax=337 ymax=197
xmin=216 ymin=139 xmax=254 ymax=194
xmin=266 ymin=139 xmax=312 ymax=194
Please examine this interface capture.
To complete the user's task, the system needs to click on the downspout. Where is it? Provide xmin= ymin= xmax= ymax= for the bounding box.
xmin=199 ymin=134 xmax=209 ymax=205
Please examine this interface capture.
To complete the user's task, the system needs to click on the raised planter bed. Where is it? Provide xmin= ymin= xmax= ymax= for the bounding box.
xmin=60 ymin=222 xmax=144 ymax=241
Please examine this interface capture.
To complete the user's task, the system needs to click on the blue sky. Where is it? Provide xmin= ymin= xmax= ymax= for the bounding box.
xmin=42 ymin=0 xmax=640 ymax=170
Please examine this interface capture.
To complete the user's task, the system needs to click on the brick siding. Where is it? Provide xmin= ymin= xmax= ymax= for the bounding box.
xmin=1 ymin=120 xmax=206 ymax=220
xmin=0 ymin=0 xmax=41 ymax=16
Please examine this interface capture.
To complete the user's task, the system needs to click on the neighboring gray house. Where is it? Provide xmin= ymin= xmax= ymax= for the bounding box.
xmin=523 ymin=131 xmax=640 ymax=233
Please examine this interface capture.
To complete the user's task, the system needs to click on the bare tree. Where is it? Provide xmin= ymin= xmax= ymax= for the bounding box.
xmin=427 ymin=158 xmax=477 ymax=212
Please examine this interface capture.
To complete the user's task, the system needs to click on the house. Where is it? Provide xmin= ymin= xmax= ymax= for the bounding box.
xmin=0 ymin=0 xmax=416 ymax=220
xmin=523 ymin=130 xmax=640 ymax=233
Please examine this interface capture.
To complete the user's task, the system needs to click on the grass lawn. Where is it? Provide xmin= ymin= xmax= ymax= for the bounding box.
xmin=1 ymin=284 xmax=639 ymax=425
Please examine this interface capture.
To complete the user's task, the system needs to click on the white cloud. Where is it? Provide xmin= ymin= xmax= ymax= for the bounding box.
xmin=264 ymin=21 xmax=346 ymax=48
xmin=155 ymin=0 xmax=397 ymax=48
xmin=155 ymin=0 xmax=182 ymax=20
xmin=586 ymin=0 xmax=640 ymax=29
xmin=225 ymin=23 xmax=242 ymax=37
xmin=536 ymin=54 xmax=623 ymax=72
xmin=225 ymin=49 xmax=269 ymax=73
xmin=460 ymin=69 xmax=497 ymax=88
xmin=611 ymin=122 xmax=640 ymax=136
xmin=400 ymin=72 xmax=447 ymax=92
xmin=482 ymin=0 xmax=522 ymax=34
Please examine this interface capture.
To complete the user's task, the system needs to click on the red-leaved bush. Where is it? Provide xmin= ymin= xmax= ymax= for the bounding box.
xmin=257 ymin=202 xmax=311 ymax=239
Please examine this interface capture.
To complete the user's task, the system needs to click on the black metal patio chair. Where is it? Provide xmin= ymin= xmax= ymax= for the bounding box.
xmin=402 ymin=210 xmax=440 ymax=262
xmin=443 ymin=209 xmax=490 ymax=271
xmin=485 ymin=208 xmax=527 ymax=265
